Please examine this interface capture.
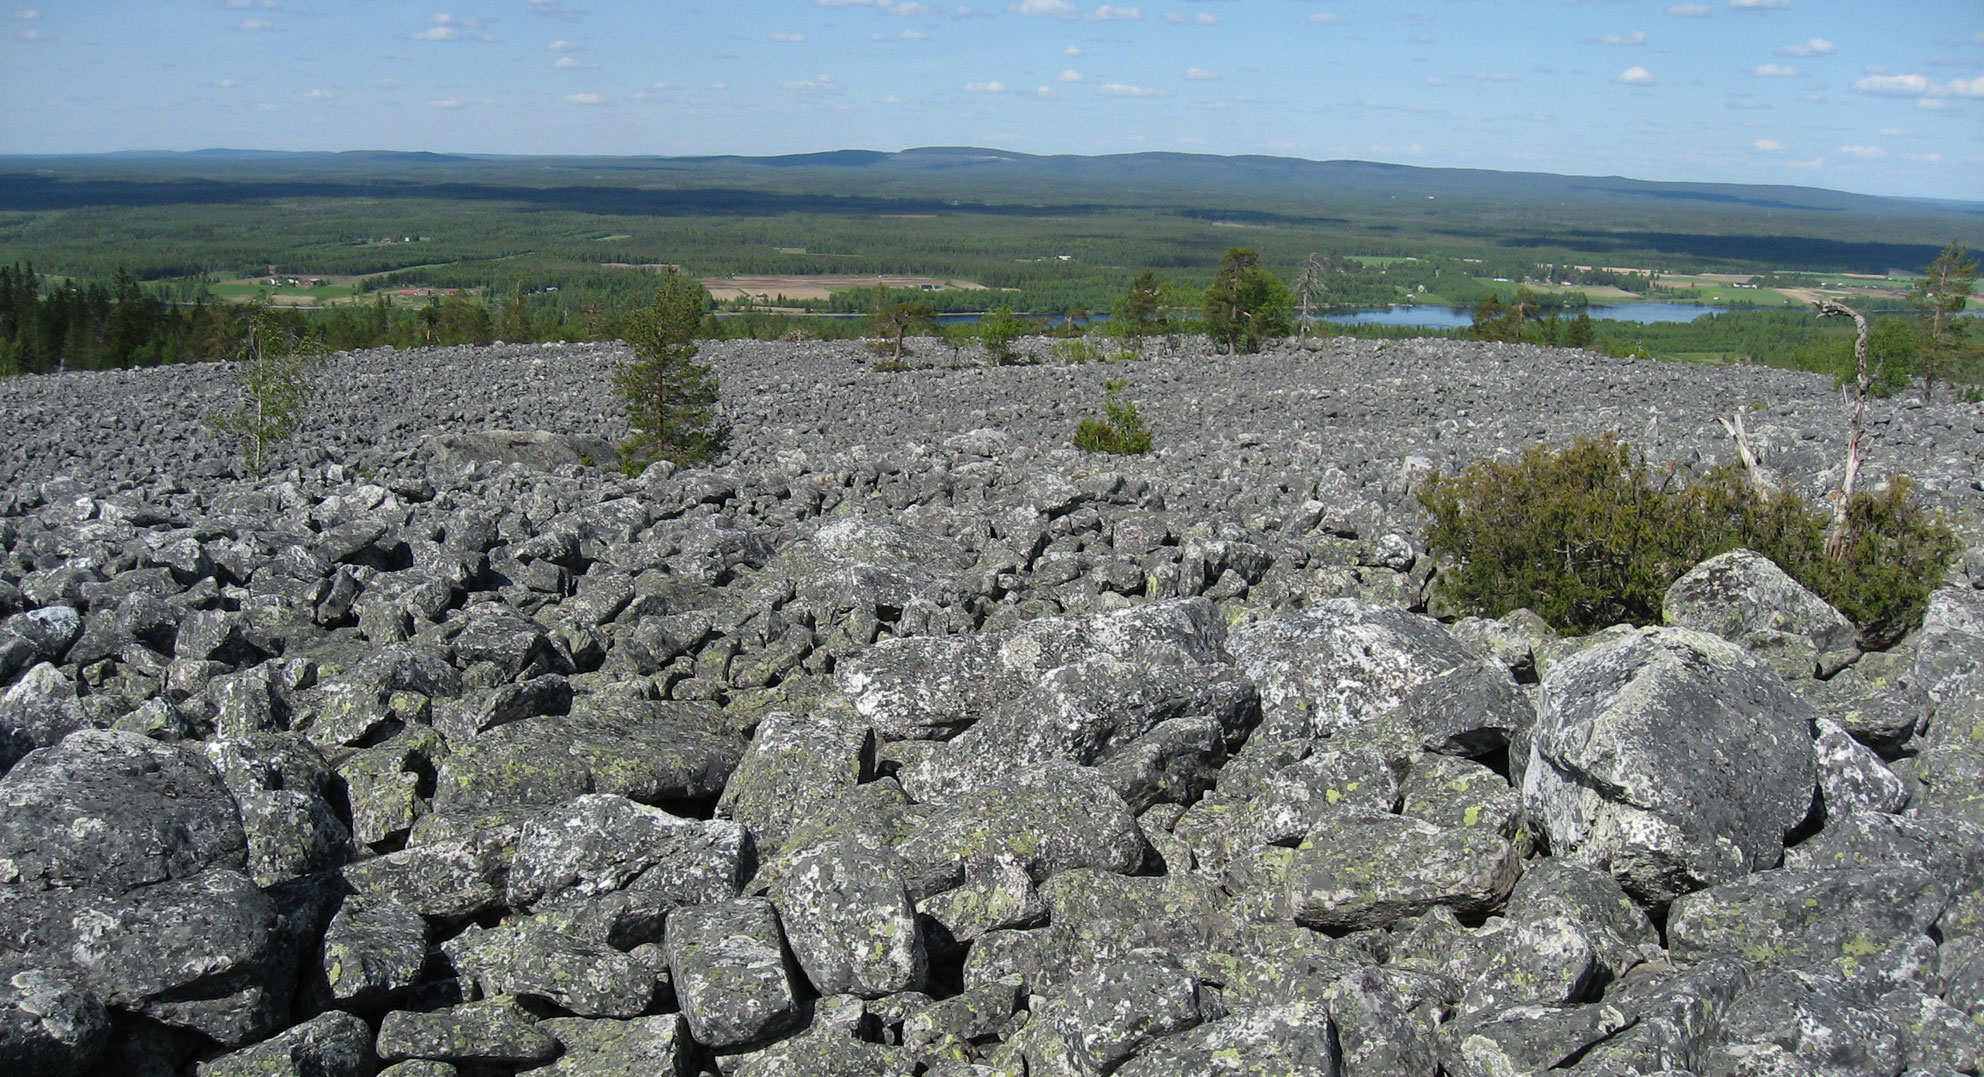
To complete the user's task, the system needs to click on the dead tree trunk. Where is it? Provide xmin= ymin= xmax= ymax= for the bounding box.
xmin=1814 ymin=299 xmax=1869 ymax=561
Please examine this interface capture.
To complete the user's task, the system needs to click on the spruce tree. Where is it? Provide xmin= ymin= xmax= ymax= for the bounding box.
xmin=614 ymin=268 xmax=728 ymax=473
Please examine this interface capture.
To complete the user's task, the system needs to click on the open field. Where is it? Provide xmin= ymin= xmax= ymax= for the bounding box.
xmin=701 ymin=274 xmax=987 ymax=303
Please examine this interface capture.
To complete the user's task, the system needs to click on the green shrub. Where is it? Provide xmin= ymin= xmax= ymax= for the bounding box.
xmin=1074 ymin=379 xmax=1154 ymax=455
xmin=1418 ymin=434 xmax=1956 ymax=644
xmin=1053 ymin=337 xmax=1103 ymax=365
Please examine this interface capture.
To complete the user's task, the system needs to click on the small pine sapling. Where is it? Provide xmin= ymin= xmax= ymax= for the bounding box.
xmin=208 ymin=305 xmax=323 ymax=475
xmin=1074 ymin=379 xmax=1154 ymax=455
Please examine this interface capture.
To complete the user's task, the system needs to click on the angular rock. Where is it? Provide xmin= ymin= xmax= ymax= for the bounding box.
xmin=1113 ymin=1000 xmax=1339 ymax=1077
xmin=893 ymin=762 xmax=1150 ymax=893
xmin=0 ymin=728 xmax=246 ymax=893
xmin=0 ymin=966 xmax=109 ymax=1077
xmin=1664 ymin=548 xmax=1858 ymax=677
xmin=1440 ymin=1002 xmax=1635 ymax=1077
xmin=1 ymin=662 xmax=91 ymax=751
xmin=1698 ymin=969 xmax=1904 ymax=1077
xmin=663 ymin=898 xmax=805 ymax=1051
xmin=340 ymin=823 xmax=517 ymax=922
xmin=1524 ymin=626 xmax=1818 ymax=904
xmin=306 ymin=895 xmax=429 ymax=1013
xmin=376 ymin=996 xmax=558 ymax=1065
xmin=443 ymin=918 xmax=661 ymax=1019
xmin=1012 ymin=949 xmax=1214 ymax=1075
xmin=522 ymin=1014 xmax=692 ymax=1077
xmin=1667 ymin=865 xmax=1944 ymax=1000
xmin=1227 ymin=598 xmax=1478 ymax=743
xmin=195 ymin=1009 xmax=376 ymax=1077
xmin=433 ymin=699 xmax=742 ymax=813
xmin=1812 ymin=716 xmax=1908 ymax=816
xmin=1280 ymin=809 xmax=1521 ymax=931
xmin=836 ymin=598 xmax=1229 ymax=741
xmin=714 ymin=710 xmax=874 ymax=856
xmin=505 ymin=793 xmax=747 ymax=910
xmin=768 ymin=841 xmax=925 ymax=999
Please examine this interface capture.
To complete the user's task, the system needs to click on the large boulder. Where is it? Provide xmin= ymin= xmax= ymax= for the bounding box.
xmin=1226 ymin=598 xmax=1481 ymax=743
xmin=1663 ymin=548 xmax=1858 ymax=678
xmin=432 ymin=698 xmax=742 ymax=813
xmin=1523 ymin=626 xmax=1818 ymax=904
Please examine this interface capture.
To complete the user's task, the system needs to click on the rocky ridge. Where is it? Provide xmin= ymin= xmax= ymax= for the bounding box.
xmin=1 ymin=336 xmax=1982 ymax=1076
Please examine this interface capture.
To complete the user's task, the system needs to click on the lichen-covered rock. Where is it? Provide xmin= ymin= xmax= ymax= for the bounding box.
xmin=893 ymin=762 xmax=1150 ymax=892
xmin=663 ymin=898 xmax=805 ymax=1051
xmin=1664 ymin=548 xmax=1859 ymax=678
xmin=432 ymin=699 xmax=742 ymax=813
xmin=1501 ymin=858 xmax=1661 ymax=989
xmin=1698 ymin=969 xmax=1905 ymax=1077
xmin=0 ymin=966 xmax=109 ymax=1077
xmin=1439 ymin=1002 xmax=1634 ymax=1077
xmin=0 ymin=662 xmax=90 ymax=751
xmin=900 ymin=653 xmax=1256 ymax=802
xmin=305 ymin=896 xmax=429 ymax=1013
xmin=376 ymin=995 xmax=558 ymax=1065
xmin=1005 ymin=949 xmax=1215 ymax=1076
xmin=442 ymin=917 xmax=662 ymax=1019
xmin=504 ymin=793 xmax=746 ymax=910
xmin=1113 ymin=1000 xmax=1339 ymax=1077
xmin=521 ymin=1014 xmax=693 ymax=1077
xmin=1667 ymin=865 xmax=1944 ymax=1000
xmin=1811 ymin=717 xmax=1908 ymax=816
xmin=1523 ymin=626 xmax=1818 ymax=904
xmin=195 ymin=1009 xmax=376 ymax=1077
xmin=205 ymin=733 xmax=352 ymax=887
xmin=836 ymin=598 xmax=1230 ymax=742
xmin=1280 ymin=809 xmax=1521 ymax=931
xmin=768 ymin=841 xmax=925 ymax=999
xmin=714 ymin=710 xmax=874 ymax=855
xmin=719 ymin=996 xmax=920 ymax=1077
xmin=0 ymin=728 xmax=246 ymax=893
xmin=340 ymin=823 xmax=518 ymax=922
xmin=1329 ymin=966 xmax=1441 ymax=1077
xmin=3 ymin=869 xmax=285 ymax=1046
xmin=1227 ymin=598 xmax=1478 ymax=743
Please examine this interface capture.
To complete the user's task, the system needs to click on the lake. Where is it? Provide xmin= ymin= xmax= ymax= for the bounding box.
xmin=1319 ymin=302 xmax=1735 ymax=329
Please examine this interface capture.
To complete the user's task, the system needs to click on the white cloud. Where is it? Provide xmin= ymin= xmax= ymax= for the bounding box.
xmin=306 ymin=88 xmax=332 ymax=99
xmin=1837 ymin=145 xmax=1883 ymax=158
xmin=1593 ymin=30 xmax=1647 ymax=46
xmin=1775 ymin=36 xmax=1833 ymax=56
xmin=1945 ymin=75 xmax=1984 ymax=97
xmin=1786 ymin=156 xmax=1822 ymax=168
xmin=1752 ymin=138 xmax=1782 ymax=150
xmin=1099 ymin=82 xmax=1160 ymax=96
xmin=1466 ymin=71 xmax=1517 ymax=82
xmin=234 ymin=18 xmax=280 ymax=32
xmin=409 ymin=25 xmax=459 ymax=40
xmin=1726 ymin=0 xmax=1789 ymax=8
xmin=1164 ymin=11 xmax=1215 ymax=25
xmin=771 ymin=31 xmax=806 ymax=41
xmin=1060 ymin=68 xmax=1083 ymax=81
xmin=1750 ymin=63 xmax=1797 ymax=77
xmin=1063 ymin=45 xmax=1081 ymax=55
xmin=1665 ymin=3 xmax=1710 ymax=14
xmin=215 ymin=78 xmax=237 ymax=87
xmin=12 ymin=8 xmax=38 ymax=17
xmin=428 ymin=97 xmax=461 ymax=108
xmin=880 ymin=1 xmax=940 ymax=13
xmin=1855 ymin=73 xmax=1931 ymax=96
xmin=1908 ymin=152 xmax=1943 ymax=163
xmin=901 ymin=29 xmax=929 ymax=38
xmin=1975 ymin=29 xmax=1983 ymax=44
xmin=788 ymin=75 xmax=841 ymax=92
xmin=547 ymin=39 xmax=576 ymax=51
xmin=818 ymin=0 xmax=873 ymax=5
xmin=964 ymin=80 xmax=1005 ymax=91
xmin=15 ymin=26 xmax=43 ymax=40
xmin=1013 ymin=0 xmax=1077 ymax=15
xmin=1185 ymin=67 xmax=1218 ymax=80
xmin=529 ymin=0 xmax=580 ymax=19
xmin=1918 ymin=98 xmax=1948 ymax=110
xmin=553 ymin=56 xmax=593 ymax=68
xmin=1090 ymin=5 xmax=1140 ymax=21
xmin=1308 ymin=13 xmax=1341 ymax=24
xmin=564 ymin=92 xmax=602 ymax=104
xmin=1036 ymin=85 xmax=1058 ymax=97
xmin=1617 ymin=66 xmax=1655 ymax=85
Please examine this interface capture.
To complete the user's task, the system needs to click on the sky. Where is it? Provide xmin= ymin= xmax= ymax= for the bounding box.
xmin=2 ymin=1 xmax=1980 ymax=201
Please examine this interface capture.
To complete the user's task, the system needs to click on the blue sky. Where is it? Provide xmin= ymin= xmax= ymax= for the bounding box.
xmin=3 ymin=1 xmax=1979 ymax=200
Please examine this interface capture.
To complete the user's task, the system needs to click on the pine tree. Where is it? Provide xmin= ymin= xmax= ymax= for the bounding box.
xmin=208 ymin=304 xmax=322 ymax=475
xmin=1913 ymin=242 xmax=1978 ymax=403
xmin=1203 ymin=248 xmax=1293 ymax=355
xmin=1110 ymin=270 xmax=1168 ymax=357
xmin=614 ymin=268 xmax=728 ymax=473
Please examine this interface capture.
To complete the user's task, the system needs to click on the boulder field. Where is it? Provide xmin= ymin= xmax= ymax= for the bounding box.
xmin=1 ymin=335 xmax=1982 ymax=1076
